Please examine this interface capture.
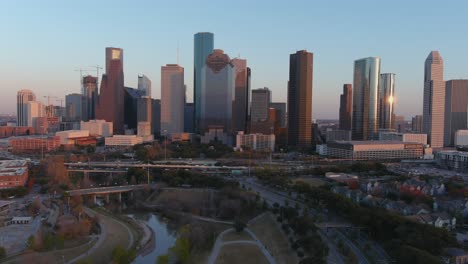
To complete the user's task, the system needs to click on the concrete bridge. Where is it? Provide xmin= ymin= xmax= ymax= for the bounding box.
xmin=66 ymin=184 xmax=150 ymax=203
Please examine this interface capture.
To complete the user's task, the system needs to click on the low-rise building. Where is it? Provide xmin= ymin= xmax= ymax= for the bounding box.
xmin=378 ymin=132 xmax=428 ymax=145
xmin=0 ymin=160 xmax=28 ymax=189
xmin=406 ymin=212 xmax=456 ymax=230
xmin=105 ymin=135 xmax=143 ymax=147
xmin=171 ymin=133 xmax=194 ymax=142
xmin=80 ymin=120 xmax=113 ymax=137
xmin=0 ymin=126 xmax=34 ymax=138
xmin=326 ymin=140 xmax=424 ymax=160
xmin=436 ymin=151 xmax=468 ymax=172
xmin=201 ymin=126 xmax=231 ymax=146
xmin=56 ymin=130 xmax=92 ymax=145
xmin=137 ymin=122 xmax=153 ymax=142
xmin=235 ymin=132 xmax=275 ymax=152
xmin=9 ymin=136 xmax=60 ymax=153
xmin=455 ymin=130 xmax=468 ymax=148
xmin=325 ymin=172 xmax=359 ymax=185
xmin=445 ymin=248 xmax=468 ymax=264
xmin=326 ymin=129 xmax=351 ymax=142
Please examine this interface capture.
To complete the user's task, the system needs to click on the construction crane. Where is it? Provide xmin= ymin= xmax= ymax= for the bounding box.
xmin=89 ymin=65 xmax=103 ymax=88
xmin=43 ymin=96 xmax=58 ymax=117
xmin=75 ymin=68 xmax=90 ymax=94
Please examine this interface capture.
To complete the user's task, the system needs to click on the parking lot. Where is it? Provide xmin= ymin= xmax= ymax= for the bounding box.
xmin=0 ymin=217 xmax=41 ymax=254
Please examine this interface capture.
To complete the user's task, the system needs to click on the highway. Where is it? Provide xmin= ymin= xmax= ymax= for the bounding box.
xmin=66 ymin=184 xmax=149 ymax=196
xmin=65 ymin=161 xmax=247 ymax=170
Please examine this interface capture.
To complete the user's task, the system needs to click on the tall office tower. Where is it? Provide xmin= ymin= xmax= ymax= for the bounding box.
xmin=65 ymin=93 xmax=83 ymax=121
xmin=412 ymin=115 xmax=423 ymax=133
xmin=161 ymin=64 xmax=185 ymax=136
xmin=339 ymin=84 xmax=352 ymax=130
xmin=232 ymin=58 xmax=250 ymax=133
xmin=184 ymin=103 xmax=194 ymax=133
xmin=151 ymin=99 xmax=161 ymax=136
xmin=200 ymin=49 xmax=235 ymax=137
xmin=251 ymin=88 xmax=271 ymax=122
xmin=270 ymin=102 xmax=287 ymax=128
xmin=137 ymin=96 xmax=152 ymax=124
xmin=378 ymin=73 xmax=396 ymax=129
xmin=352 ymin=57 xmax=381 ymax=140
xmin=287 ymin=50 xmax=313 ymax=147
xmin=423 ymin=51 xmax=445 ymax=148
xmin=82 ymin=75 xmax=98 ymax=121
xmin=96 ymin=47 xmax=124 ymax=134
xmin=138 ymin=74 xmax=152 ymax=97
xmin=26 ymin=101 xmax=45 ymax=129
xmin=444 ymin=80 xmax=468 ymax=146
xmin=194 ymin=32 xmax=214 ymax=133
xmin=17 ymin=89 xmax=36 ymax=126
xmin=250 ymin=88 xmax=272 ymax=134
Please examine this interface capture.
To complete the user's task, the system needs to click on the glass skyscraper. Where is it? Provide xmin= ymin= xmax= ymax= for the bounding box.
xmin=200 ymin=49 xmax=235 ymax=136
xmin=352 ymin=57 xmax=381 ymax=140
xmin=378 ymin=73 xmax=395 ymax=130
xmin=194 ymin=32 xmax=214 ymax=133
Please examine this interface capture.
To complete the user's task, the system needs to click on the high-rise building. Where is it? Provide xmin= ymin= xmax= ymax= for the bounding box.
xmin=423 ymin=51 xmax=445 ymax=148
xmin=232 ymin=58 xmax=250 ymax=133
xmin=138 ymin=74 xmax=152 ymax=97
xmin=137 ymin=96 xmax=152 ymax=125
xmin=65 ymin=93 xmax=83 ymax=121
xmin=82 ymin=75 xmax=98 ymax=121
xmin=26 ymin=101 xmax=46 ymax=130
xmin=161 ymin=64 xmax=185 ymax=136
xmin=194 ymin=32 xmax=214 ymax=133
xmin=352 ymin=57 xmax=381 ymax=140
xmin=151 ymin=99 xmax=161 ymax=136
xmin=378 ymin=73 xmax=396 ymax=129
xmin=251 ymin=88 xmax=271 ymax=122
xmin=339 ymin=84 xmax=352 ymax=130
xmin=287 ymin=50 xmax=313 ymax=148
xmin=250 ymin=87 xmax=272 ymax=134
xmin=124 ymin=86 xmax=146 ymax=130
xmin=184 ymin=103 xmax=194 ymax=133
xmin=96 ymin=47 xmax=125 ymax=134
xmin=412 ymin=115 xmax=423 ymax=133
xmin=17 ymin=90 xmax=36 ymax=127
xmin=444 ymin=80 xmax=468 ymax=146
xmin=269 ymin=102 xmax=287 ymax=128
xmin=200 ymin=49 xmax=235 ymax=144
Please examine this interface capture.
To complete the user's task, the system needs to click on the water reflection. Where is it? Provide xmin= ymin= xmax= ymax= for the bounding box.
xmin=130 ymin=213 xmax=177 ymax=264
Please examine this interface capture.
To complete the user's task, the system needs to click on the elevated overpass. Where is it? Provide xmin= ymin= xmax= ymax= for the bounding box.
xmin=65 ymin=161 xmax=247 ymax=171
xmin=66 ymin=184 xmax=150 ymax=203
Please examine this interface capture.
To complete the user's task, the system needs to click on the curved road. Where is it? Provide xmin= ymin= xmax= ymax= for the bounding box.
xmin=208 ymin=228 xmax=277 ymax=264
xmin=67 ymin=207 xmax=134 ymax=264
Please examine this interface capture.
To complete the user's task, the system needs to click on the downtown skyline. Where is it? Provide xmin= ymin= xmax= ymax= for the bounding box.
xmin=1 ymin=1 xmax=468 ymax=119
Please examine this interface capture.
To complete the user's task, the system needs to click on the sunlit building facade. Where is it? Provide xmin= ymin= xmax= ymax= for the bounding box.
xmin=423 ymin=51 xmax=445 ymax=148
xmin=378 ymin=73 xmax=395 ymax=130
xmin=352 ymin=57 xmax=381 ymax=140
xmin=16 ymin=90 xmax=36 ymax=127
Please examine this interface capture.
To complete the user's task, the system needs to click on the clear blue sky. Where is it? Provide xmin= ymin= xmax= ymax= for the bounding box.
xmin=1 ymin=0 xmax=467 ymax=119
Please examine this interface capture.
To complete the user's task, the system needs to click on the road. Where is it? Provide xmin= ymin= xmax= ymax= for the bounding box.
xmin=237 ymin=177 xmax=380 ymax=264
xmin=208 ymin=228 xmax=276 ymax=264
xmin=332 ymin=229 xmax=370 ymax=264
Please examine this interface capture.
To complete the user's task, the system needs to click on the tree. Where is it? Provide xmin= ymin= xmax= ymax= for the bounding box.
xmin=0 ymin=246 xmax=5 ymax=259
xmin=111 ymin=245 xmax=136 ymax=264
xmin=233 ymin=219 xmax=246 ymax=233
xmin=157 ymin=254 xmax=169 ymax=264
